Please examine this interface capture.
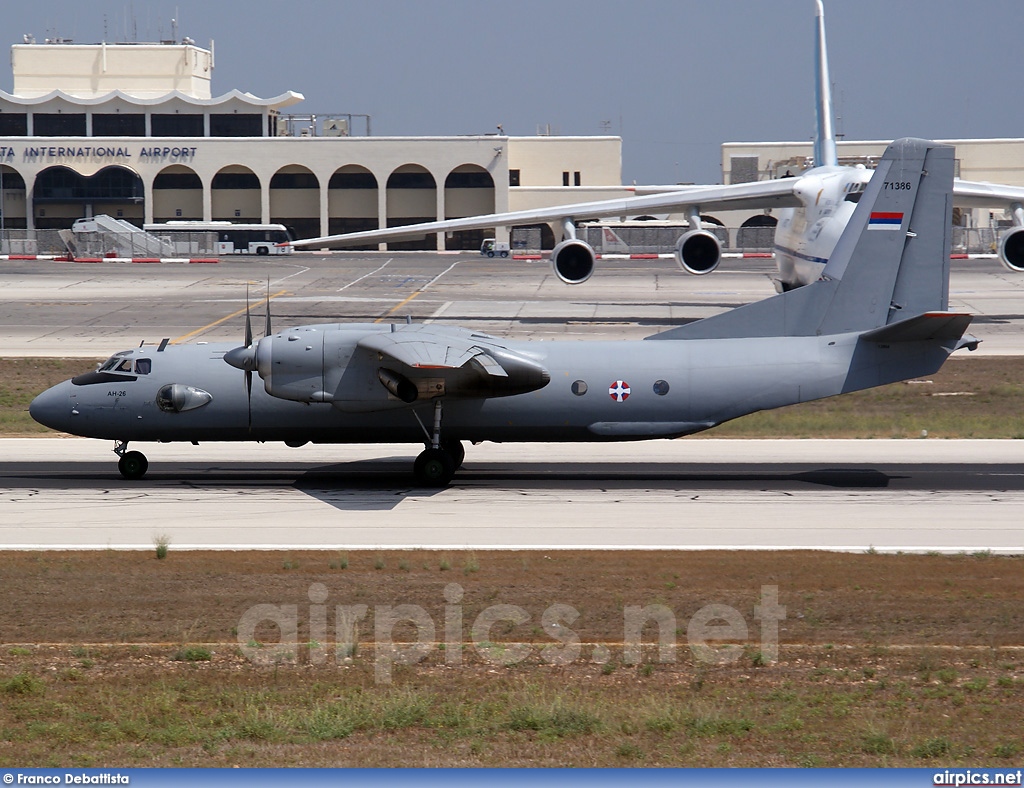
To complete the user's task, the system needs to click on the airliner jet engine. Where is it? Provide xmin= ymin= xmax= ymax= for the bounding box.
xmin=674 ymin=229 xmax=722 ymax=275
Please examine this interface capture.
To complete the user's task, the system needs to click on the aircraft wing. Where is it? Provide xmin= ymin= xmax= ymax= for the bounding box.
xmin=290 ymin=179 xmax=803 ymax=248
xmin=356 ymin=326 xmax=550 ymax=398
xmin=953 ymin=179 xmax=1024 ymax=210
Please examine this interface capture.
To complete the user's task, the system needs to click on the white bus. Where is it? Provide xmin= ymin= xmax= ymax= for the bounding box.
xmin=143 ymin=221 xmax=295 ymax=255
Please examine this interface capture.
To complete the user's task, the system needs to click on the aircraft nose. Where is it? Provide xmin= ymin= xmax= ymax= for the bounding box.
xmin=29 ymin=382 xmax=74 ymax=432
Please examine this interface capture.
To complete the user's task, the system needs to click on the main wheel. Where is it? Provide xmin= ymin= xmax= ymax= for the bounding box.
xmin=413 ymin=447 xmax=456 ymax=487
xmin=441 ymin=439 xmax=466 ymax=469
xmin=118 ymin=450 xmax=149 ymax=480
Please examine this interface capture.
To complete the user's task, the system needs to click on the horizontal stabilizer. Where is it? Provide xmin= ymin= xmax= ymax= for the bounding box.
xmin=859 ymin=312 xmax=972 ymax=343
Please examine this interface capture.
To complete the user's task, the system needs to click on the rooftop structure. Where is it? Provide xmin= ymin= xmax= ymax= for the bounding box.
xmin=12 ymin=40 xmax=215 ymax=99
xmin=0 ymin=37 xmax=625 ymax=247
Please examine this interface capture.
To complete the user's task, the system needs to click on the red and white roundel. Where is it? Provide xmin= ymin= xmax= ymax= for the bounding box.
xmin=609 ymin=380 xmax=631 ymax=402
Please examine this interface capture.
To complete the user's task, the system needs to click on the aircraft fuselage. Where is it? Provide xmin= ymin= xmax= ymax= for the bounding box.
xmin=31 ymin=323 xmax=953 ymax=448
xmin=774 ymin=165 xmax=873 ymax=287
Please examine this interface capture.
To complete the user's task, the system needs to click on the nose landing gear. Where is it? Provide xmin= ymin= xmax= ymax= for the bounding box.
xmin=114 ymin=441 xmax=149 ymax=480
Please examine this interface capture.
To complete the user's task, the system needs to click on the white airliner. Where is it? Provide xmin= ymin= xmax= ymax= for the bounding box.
xmin=292 ymin=1 xmax=1024 ymax=290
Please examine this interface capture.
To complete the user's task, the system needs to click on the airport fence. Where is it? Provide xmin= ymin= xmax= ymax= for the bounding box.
xmin=0 ymin=230 xmax=67 ymax=256
xmin=0 ymin=226 xmax=1008 ymax=258
xmin=570 ymin=225 xmax=1007 ymax=256
xmin=0 ymin=229 xmax=218 ymax=258
xmin=65 ymin=231 xmax=218 ymax=258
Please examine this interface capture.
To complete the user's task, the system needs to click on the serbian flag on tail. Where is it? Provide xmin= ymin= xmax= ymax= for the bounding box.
xmin=868 ymin=211 xmax=904 ymax=230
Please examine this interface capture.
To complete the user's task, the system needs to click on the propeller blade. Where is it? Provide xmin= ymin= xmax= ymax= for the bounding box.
xmin=244 ymin=285 xmax=253 ymax=348
xmin=246 ymin=369 xmax=252 ymax=430
xmin=264 ymin=277 xmax=272 ymax=338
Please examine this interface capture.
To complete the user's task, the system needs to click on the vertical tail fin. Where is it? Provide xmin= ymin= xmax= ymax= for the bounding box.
xmin=813 ymin=0 xmax=838 ymax=168
xmin=815 ymin=138 xmax=953 ymax=333
xmin=649 ymin=138 xmax=955 ymax=341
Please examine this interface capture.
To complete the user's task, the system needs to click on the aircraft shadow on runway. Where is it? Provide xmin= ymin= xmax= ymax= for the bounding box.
xmin=0 ymin=460 xmax=903 ymax=513
xmin=292 ymin=464 xmax=897 ymax=511
xmin=17 ymin=458 xmax=1024 ymax=513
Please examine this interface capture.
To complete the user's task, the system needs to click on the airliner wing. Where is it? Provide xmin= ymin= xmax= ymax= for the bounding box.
xmin=953 ymin=179 xmax=1024 ymax=209
xmin=290 ymin=179 xmax=802 ymax=248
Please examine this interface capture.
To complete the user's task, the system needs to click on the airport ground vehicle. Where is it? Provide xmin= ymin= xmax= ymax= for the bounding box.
xmin=480 ymin=239 xmax=510 ymax=258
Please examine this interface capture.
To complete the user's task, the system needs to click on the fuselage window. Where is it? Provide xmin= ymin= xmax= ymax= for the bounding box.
xmin=571 ymin=380 xmax=588 ymax=396
xmin=135 ymin=359 xmax=152 ymax=375
xmin=114 ymin=359 xmax=134 ymax=373
xmin=653 ymin=380 xmax=670 ymax=395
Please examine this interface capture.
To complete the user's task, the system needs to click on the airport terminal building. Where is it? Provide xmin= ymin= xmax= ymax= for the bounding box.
xmin=3 ymin=36 xmax=1024 ymax=253
xmin=0 ymin=38 xmax=627 ymax=249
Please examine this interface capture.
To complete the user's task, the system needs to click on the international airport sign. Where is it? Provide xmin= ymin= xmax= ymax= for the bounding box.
xmin=1 ymin=145 xmax=198 ymax=163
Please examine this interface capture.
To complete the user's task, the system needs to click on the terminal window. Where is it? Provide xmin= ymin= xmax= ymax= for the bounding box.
xmin=151 ymin=114 xmax=204 ymax=137
xmin=92 ymin=114 xmax=146 ymax=137
xmin=34 ymin=113 xmax=87 ymax=136
xmin=0 ymin=113 xmax=28 ymax=136
xmin=210 ymin=114 xmax=263 ymax=137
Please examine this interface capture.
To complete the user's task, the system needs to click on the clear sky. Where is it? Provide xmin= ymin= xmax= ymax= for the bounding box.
xmin=4 ymin=0 xmax=1022 ymax=184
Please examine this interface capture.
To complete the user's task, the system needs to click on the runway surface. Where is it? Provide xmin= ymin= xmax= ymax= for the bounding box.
xmin=3 ymin=438 xmax=1021 ymax=553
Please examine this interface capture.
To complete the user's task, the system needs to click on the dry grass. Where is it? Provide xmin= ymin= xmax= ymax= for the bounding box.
xmin=0 ymin=550 xmax=1021 ymax=766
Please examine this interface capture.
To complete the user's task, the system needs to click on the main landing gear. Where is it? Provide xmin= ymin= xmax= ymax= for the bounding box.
xmin=412 ymin=400 xmax=463 ymax=487
xmin=115 ymin=441 xmax=149 ymax=480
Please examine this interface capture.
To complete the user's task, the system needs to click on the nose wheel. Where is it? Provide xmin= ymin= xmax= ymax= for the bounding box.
xmin=114 ymin=442 xmax=149 ymax=480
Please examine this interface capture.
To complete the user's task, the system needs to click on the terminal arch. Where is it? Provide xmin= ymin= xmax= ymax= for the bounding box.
xmin=444 ymin=164 xmax=495 ymax=251
xmin=328 ymin=165 xmax=379 ymax=246
xmin=0 ymin=166 xmax=28 ymax=231
xmin=737 ymin=214 xmax=776 ymax=251
xmin=270 ymin=165 xmax=320 ymax=239
xmin=33 ymin=165 xmax=144 ymax=229
xmin=386 ymin=164 xmax=436 ymax=251
xmin=212 ymin=165 xmax=260 ymax=224
xmin=152 ymin=164 xmax=203 ymax=222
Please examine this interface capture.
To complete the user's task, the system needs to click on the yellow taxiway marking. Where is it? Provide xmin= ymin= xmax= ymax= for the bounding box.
xmin=172 ymin=290 xmax=289 ymax=344
xmin=375 ymin=290 xmax=422 ymax=323
xmin=374 ymin=261 xmax=462 ymax=323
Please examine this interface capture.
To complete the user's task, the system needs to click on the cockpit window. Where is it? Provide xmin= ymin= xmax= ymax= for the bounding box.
xmin=98 ymin=354 xmax=142 ymax=374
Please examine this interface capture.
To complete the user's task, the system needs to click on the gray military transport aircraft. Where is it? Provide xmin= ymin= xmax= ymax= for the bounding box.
xmin=30 ymin=138 xmax=977 ymax=487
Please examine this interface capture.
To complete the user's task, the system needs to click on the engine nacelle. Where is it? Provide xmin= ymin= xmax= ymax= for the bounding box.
xmin=551 ymin=239 xmax=597 ymax=284
xmin=999 ymin=226 xmax=1024 ymax=272
xmin=675 ymin=229 xmax=722 ymax=275
xmin=256 ymin=328 xmax=329 ymax=403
